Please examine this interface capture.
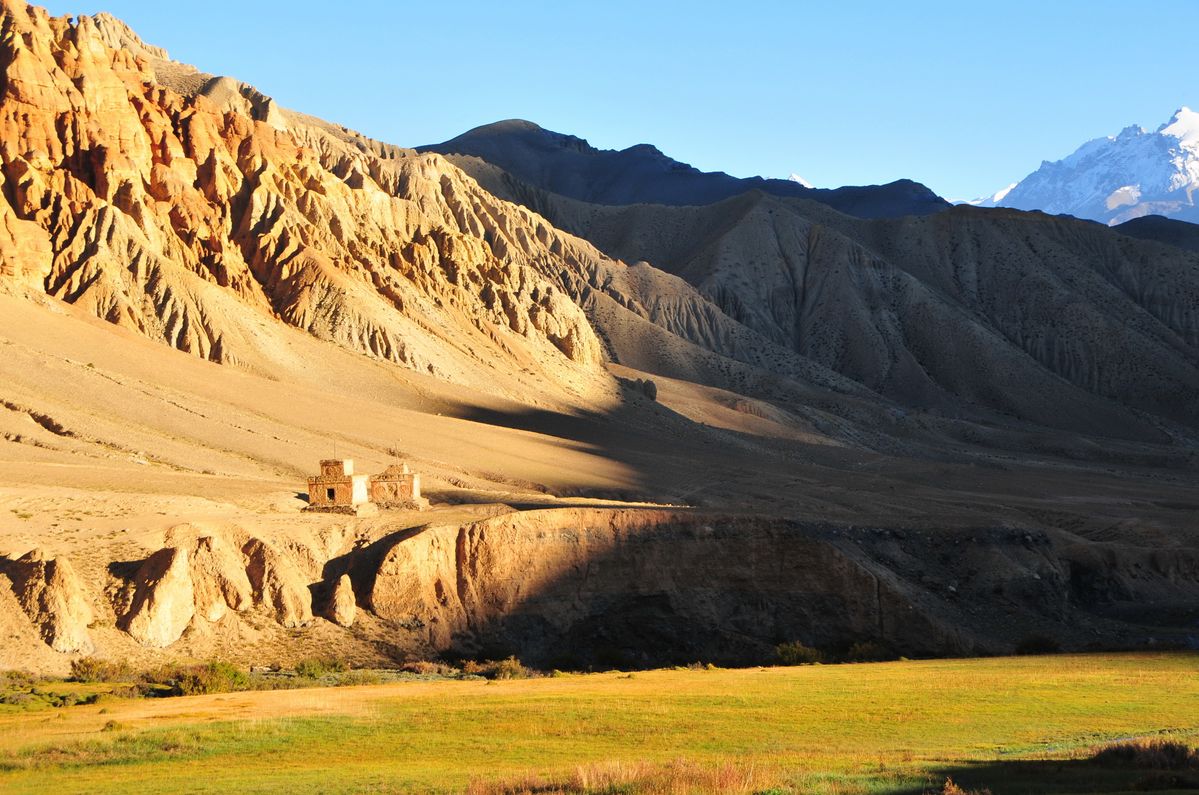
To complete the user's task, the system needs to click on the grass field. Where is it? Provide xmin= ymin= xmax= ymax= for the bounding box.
xmin=0 ymin=653 xmax=1195 ymax=794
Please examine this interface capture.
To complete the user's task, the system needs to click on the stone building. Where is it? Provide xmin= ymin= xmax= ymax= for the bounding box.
xmin=369 ymin=463 xmax=424 ymax=508
xmin=306 ymin=459 xmax=372 ymax=514
xmin=305 ymin=459 xmax=426 ymax=513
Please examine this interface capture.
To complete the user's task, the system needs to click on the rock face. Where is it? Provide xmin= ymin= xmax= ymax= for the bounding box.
xmin=0 ymin=0 xmax=610 ymax=396
xmin=189 ymin=535 xmax=253 ymax=623
xmin=326 ymin=574 xmax=356 ymax=628
xmin=242 ymin=539 xmax=313 ymax=628
xmin=0 ymin=550 xmax=93 ymax=653
xmin=361 ymin=509 xmax=1199 ymax=668
xmin=119 ymin=547 xmax=195 ymax=648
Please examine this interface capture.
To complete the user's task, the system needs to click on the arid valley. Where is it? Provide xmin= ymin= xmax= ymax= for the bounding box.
xmin=0 ymin=1 xmax=1197 ymax=792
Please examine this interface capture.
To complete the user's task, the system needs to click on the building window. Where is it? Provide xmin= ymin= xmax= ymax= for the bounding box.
xmin=326 ymin=488 xmax=336 ymax=501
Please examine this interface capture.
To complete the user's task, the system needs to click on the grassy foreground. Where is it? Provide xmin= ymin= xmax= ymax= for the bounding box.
xmin=0 ymin=653 xmax=1195 ymax=794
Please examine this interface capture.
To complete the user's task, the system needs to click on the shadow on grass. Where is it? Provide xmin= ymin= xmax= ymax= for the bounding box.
xmin=888 ymin=757 xmax=1199 ymax=794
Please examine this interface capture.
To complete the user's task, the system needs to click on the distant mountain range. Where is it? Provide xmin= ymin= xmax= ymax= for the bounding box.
xmin=418 ymin=120 xmax=948 ymax=218
xmin=969 ymin=107 xmax=1199 ymax=225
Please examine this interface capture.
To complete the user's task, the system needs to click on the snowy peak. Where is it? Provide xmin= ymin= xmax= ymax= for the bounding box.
xmin=983 ymin=107 xmax=1199 ymax=225
xmin=963 ymin=182 xmax=1017 ymax=207
xmin=788 ymin=172 xmax=813 ymax=188
xmin=1160 ymin=106 xmax=1199 ymax=146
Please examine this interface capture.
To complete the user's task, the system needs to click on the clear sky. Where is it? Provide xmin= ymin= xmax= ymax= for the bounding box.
xmin=40 ymin=0 xmax=1199 ymax=200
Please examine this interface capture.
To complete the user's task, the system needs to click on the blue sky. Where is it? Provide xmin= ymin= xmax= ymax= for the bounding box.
xmin=42 ymin=0 xmax=1199 ymax=200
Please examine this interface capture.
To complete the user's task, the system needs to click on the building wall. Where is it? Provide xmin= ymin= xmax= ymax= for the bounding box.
xmin=351 ymin=475 xmax=369 ymax=505
xmin=369 ymin=474 xmax=420 ymax=504
xmin=309 ymin=473 xmax=370 ymax=507
xmin=320 ymin=460 xmax=354 ymax=478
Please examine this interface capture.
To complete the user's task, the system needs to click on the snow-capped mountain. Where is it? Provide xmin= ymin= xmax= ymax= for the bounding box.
xmin=974 ymin=107 xmax=1199 ymax=225
xmin=963 ymin=183 xmax=1016 ymax=208
xmin=788 ymin=172 xmax=813 ymax=188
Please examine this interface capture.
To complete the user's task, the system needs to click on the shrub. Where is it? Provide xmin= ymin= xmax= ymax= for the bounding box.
xmin=337 ymin=670 xmax=385 ymax=687
xmin=462 ymin=656 xmax=534 ymax=680
xmin=492 ymin=656 xmax=532 ymax=680
xmin=398 ymin=660 xmax=458 ymax=677
xmin=143 ymin=661 xmax=250 ymax=696
xmin=294 ymin=657 xmax=348 ymax=679
xmin=845 ymin=642 xmax=898 ymax=663
xmin=1015 ymin=634 xmax=1061 ymax=655
xmin=775 ymin=641 xmax=822 ymax=666
xmin=69 ymin=657 xmax=133 ymax=683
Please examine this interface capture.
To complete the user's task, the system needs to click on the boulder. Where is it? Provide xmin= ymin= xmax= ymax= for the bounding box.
xmin=242 ymin=539 xmax=312 ymax=628
xmin=119 ymin=547 xmax=195 ymax=648
xmin=1 ymin=550 xmax=94 ymax=653
xmin=326 ymin=574 xmax=356 ymax=628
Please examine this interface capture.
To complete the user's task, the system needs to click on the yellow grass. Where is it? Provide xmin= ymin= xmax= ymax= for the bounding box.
xmin=0 ymin=653 xmax=1196 ymax=793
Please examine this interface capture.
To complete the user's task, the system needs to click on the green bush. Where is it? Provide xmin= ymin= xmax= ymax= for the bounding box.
xmin=295 ymin=657 xmax=349 ymax=679
xmin=492 ymin=656 xmax=532 ymax=680
xmin=141 ymin=661 xmax=250 ymax=696
xmin=69 ymin=657 xmax=133 ymax=683
xmin=775 ymin=641 xmax=823 ymax=666
xmin=462 ymin=656 xmax=534 ymax=680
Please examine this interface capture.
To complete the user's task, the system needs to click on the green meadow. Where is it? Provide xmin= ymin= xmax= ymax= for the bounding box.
xmin=0 ymin=653 xmax=1195 ymax=794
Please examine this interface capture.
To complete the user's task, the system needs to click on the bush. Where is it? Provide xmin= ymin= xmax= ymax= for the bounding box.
xmin=492 ymin=656 xmax=532 ymax=680
xmin=294 ymin=657 xmax=348 ymax=679
xmin=69 ymin=657 xmax=133 ymax=683
xmin=399 ymin=660 xmax=458 ymax=677
xmin=845 ymin=642 xmax=898 ymax=663
xmin=1015 ymin=634 xmax=1061 ymax=655
xmin=142 ymin=661 xmax=250 ymax=696
xmin=775 ymin=641 xmax=822 ymax=666
xmin=462 ymin=656 xmax=534 ymax=680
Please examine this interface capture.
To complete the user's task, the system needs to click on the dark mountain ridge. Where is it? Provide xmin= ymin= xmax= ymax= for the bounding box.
xmin=418 ymin=119 xmax=949 ymax=218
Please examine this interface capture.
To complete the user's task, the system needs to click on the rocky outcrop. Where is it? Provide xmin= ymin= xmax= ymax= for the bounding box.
xmin=189 ymin=535 xmax=253 ymax=623
xmin=119 ymin=547 xmax=195 ymax=648
xmin=0 ymin=549 xmax=93 ymax=653
xmin=326 ymin=574 xmax=356 ymax=628
xmin=242 ymin=539 xmax=313 ymax=628
xmin=359 ymin=509 xmax=1199 ymax=668
xmin=365 ymin=510 xmax=958 ymax=666
xmin=0 ymin=1 xmax=612 ymax=397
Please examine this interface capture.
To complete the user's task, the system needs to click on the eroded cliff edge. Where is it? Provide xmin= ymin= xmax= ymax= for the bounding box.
xmin=5 ymin=507 xmax=1194 ymax=672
